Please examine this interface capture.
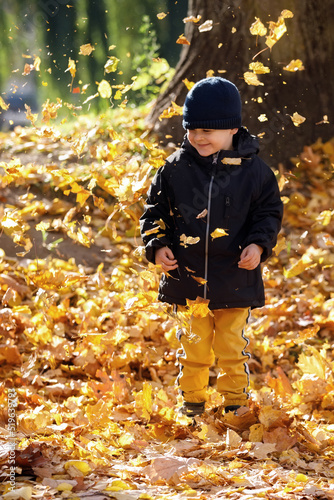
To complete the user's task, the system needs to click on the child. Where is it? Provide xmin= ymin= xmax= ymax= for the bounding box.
xmin=140 ymin=77 xmax=283 ymax=417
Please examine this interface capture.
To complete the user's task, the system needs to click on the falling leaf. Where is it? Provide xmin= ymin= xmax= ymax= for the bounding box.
xmin=66 ymin=57 xmax=76 ymax=78
xmin=283 ymin=59 xmax=305 ymax=72
xmin=196 ymin=208 xmax=208 ymax=219
xmin=243 ymin=72 xmax=264 ymax=86
xmin=104 ymin=56 xmax=120 ymax=73
xmin=249 ymin=62 xmax=270 ymax=74
xmin=273 ymin=235 xmax=287 ymax=255
xmin=0 ymin=96 xmax=9 ymax=110
xmin=258 ymin=114 xmax=268 ymax=122
xmin=176 ymin=34 xmax=190 ymax=45
xmin=265 ymin=10 xmax=293 ymax=49
xmin=250 ymin=17 xmax=267 ymax=37
xmin=290 ymin=112 xmax=306 ymax=127
xmin=316 ymin=210 xmax=334 ymax=226
xmin=79 ymin=43 xmax=95 ymax=55
xmin=183 ymin=78 xmax=195 ymax=90
xmin=180 ymin=234 xmax=200 ymax=247
xmin=157 ymin=12 xmax=167 ymax=20
xmin=186 ymin=297 xmax=211 ymax=318
xmin=159 ymin=101 xmax=183 ymax=121
xmin=283 ymin=253 xmax=316 ymax=278
xmin=98 ymin=79 xmax=112 ymax=99
xmin=198 ymin=20 xmax=213 ymax=32
xmin=211 ymin=228 xmax=228 ymax=239
xmin=281 ymin=9 xmax=294 ymax=18
xmin=25 ymin=104 xmax=38 ymax=124
xmin=191 ymin=275 xmax=207 ymax=285
xmin=183 ymin=15 xmax=201 ymax=23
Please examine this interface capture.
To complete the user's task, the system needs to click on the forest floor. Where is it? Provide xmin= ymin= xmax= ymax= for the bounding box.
xmin=0 ymin=108 xmax=334 ymax=500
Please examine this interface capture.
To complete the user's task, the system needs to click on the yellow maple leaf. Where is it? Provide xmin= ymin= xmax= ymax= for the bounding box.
xmin=186 ymin=297 xmax=211 ymax=318
xmin=159 ymin=101 xmax=183 ymax=121
xmin=283 ymin=253 xmax=316 ymax=278
xmin=64 ymin=460 xmax=92 ymax=476
xmin=273 ymin=235 xmax=286 ymax=255
xmin=281 ymin=9 xmax=294 ymax=18
xmin=157 ymin=12 xmax=167 ymax=20
xmin=104 ymin=56 xmax=120 ymax=73
xmin=180 ymin=234 xmax=200 ymax=247
xmin=297 ymin=349 xmax=326 ymax=380
xmin=27 ymin=269 xmax=87 ymax=291
xmin=249 ymin=62 xmax=270 ymax=74
xmin=183 ymin=78 xmax=195 ymax=90
xmin=0 ymin=96 xmax=9 ymax=110
xmin=79 ymin=43 xmax=95 ymax=56
xmin=176 ymin=34 xmax=190 ymax=45
xmin=33 ymin=56 xmax=41 ymax=71
xmin=290 ymin=112 xmax=306 ymax=127
xmin=135 ymin=381 xmax=153 ymax=420
xmin=243 ymin=72 xmax=264 ymax=86
xmin=66 ymin=57 xmax=76 ymax=78
xmin=196 ymin=208 xmax=208 ymax=219
xmin=198 ymin=20 xmax=213 ymax=32
xmin=98 ymin=80 xmax=112 ymax=99
xmin=250 ymin=17 xmax=267 ymax=37
xmin=24 ymin=104 xmax=38 ymax=124
xmin=283 ymin=59 xmax=305 ymax=72
xmin=265 ymin=10 xmax=293 ymax=49
xmin=211 ymin=228 xmax=228 ymax=239
xmin=191 ymin=275 xmax=207 ymax=285
xmin=183 ymin=15 xmax=202 ymax=23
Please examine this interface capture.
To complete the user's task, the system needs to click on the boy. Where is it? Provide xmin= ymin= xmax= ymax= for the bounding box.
xmin=140 ymin=77 xmax=283 ymax=417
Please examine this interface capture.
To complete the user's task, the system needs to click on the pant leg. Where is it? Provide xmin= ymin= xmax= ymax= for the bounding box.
xmin=213 ymin=308 xmax=251 ymax=407
xmin=176 ymin=308 xmax=215 ymax=403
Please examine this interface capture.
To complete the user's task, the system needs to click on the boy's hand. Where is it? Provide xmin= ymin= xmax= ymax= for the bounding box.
xmin=238 ymin=244 xmax=263 ymax=270
xmin=155 ymin=246 xmax=178 ymax=271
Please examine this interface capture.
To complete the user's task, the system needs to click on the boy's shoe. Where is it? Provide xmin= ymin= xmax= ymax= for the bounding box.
xmin=179 ymin=401 xmax=205 ymax=417
xmin=225 ymin=405 xmax=250 ymax=416
xmin=225 ymin=405 xmax=241 ymax=414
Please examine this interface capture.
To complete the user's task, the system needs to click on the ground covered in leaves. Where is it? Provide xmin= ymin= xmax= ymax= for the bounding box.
xmin=0 ymin=105 xmax=334 ymax=500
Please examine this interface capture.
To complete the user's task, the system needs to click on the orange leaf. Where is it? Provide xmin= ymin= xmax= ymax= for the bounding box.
xmin=176 ymin=34 xmax=190 ymax=45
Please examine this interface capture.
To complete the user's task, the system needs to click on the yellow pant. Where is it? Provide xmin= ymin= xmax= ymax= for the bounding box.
xmin=176 ymin=307 xmax=251 ymax=406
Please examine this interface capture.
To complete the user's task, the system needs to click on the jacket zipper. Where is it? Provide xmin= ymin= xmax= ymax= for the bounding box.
xmin=203 ymin=153 xmax=218 ymax=299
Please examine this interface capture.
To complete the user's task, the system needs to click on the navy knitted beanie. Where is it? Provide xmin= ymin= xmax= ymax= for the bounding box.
xmin=182 ymin=77 xmax=242 ymax=130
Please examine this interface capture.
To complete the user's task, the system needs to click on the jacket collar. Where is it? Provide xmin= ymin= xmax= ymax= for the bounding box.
xmin=181 ymin=127 xmax=259 ymax=167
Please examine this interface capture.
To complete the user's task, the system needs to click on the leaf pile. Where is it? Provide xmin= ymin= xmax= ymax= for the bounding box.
xmin=1 ymin=106 xmax=334 ymax=499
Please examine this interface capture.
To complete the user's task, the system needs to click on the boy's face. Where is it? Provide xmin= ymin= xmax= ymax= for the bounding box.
xmin=187 ymin=128 xmax=238 ymax=157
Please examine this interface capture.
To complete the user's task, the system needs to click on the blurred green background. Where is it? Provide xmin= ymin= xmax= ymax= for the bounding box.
xmin=0 ymin=0 xmax=187 ymax=115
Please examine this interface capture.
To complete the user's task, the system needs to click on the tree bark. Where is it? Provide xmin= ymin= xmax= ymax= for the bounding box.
xmin=147 ymin=0 xmax=334 ymax=165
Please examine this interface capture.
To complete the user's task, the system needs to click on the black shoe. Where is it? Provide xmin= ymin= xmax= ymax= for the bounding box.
xmin=179 ymin=401 xmax=205 ymax=417
xmin=224 ymin=405 xmax=241 ymax=415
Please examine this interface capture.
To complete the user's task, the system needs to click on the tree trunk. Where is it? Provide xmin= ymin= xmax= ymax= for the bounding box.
xmin=147 ymin=0 xmax=334 ymax=165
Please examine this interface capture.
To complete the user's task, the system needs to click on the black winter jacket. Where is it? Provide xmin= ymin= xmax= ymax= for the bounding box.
xmin=140 ymin=128 xmax=283 ymax=309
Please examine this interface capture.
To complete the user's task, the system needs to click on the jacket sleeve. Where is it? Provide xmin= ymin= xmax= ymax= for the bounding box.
xmin=139 ymin=164 xmax=175 ymax=263
xmin=244 ymin=161 xmax=283 ymax=262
